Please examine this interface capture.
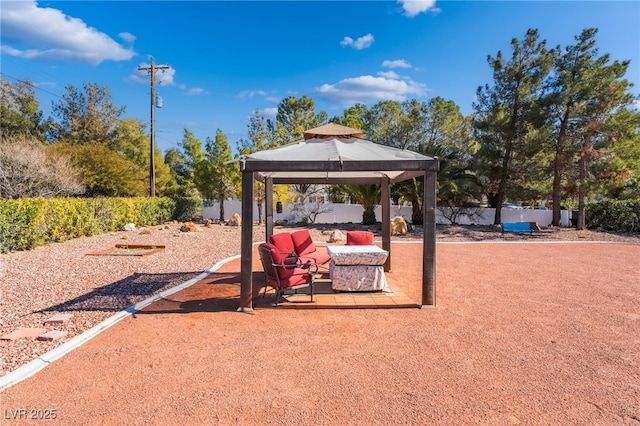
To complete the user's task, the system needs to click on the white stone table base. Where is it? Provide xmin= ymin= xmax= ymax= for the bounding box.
xmin=327 ymin=245 xmax=389 ymax=292
xmin=329 ymin=263 xmax=388 ymax=291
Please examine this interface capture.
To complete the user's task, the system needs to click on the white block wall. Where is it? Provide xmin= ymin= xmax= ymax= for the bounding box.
xmin=203 ymin=201 xmax=571 ymax=227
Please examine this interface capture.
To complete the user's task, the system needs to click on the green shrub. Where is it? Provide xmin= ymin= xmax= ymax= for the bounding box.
xmin=171 ymin=196 xmax=202 ymax=222
xmin=0 ymin=199 xmax=48 ymax=252
xmin=586 ymin=199 xmax=640 ymax=232
xmin=0 ymin=197 xmax=177 ymax=253
xmin=134 ymin=197 xmax=175 ymax=226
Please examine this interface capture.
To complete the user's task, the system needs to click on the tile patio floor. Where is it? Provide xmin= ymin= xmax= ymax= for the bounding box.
xmin=249 ymin=242 xmax=421 ymax=310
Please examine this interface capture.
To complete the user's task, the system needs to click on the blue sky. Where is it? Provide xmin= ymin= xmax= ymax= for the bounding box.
xmin=1 ymin=1 xmax=639 ymax=154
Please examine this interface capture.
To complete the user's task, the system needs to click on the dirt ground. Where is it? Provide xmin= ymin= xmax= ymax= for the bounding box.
xmin=1 ymin=235 xmax=639 ymax=425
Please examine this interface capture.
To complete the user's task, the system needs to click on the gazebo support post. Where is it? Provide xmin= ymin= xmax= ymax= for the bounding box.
xmin=264 ymin=177 xmax=273 ymax=241
xmin=381 ymin=177 xmax=391 ymax=272
xmin=239 ymin=169 xmax=254 ymax=313
xmin=421 ymin=167 xmax=437 ymax=308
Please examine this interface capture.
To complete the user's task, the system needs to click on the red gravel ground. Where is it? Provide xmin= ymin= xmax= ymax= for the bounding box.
xmin=1 ymin=241 xmax=639 ymax=425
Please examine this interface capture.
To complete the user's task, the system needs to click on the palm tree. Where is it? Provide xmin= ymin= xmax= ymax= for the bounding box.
xmin=340 ymin=184 xmax=381 ymax=225
xmin=393 ymin=145 xmax=480 ymax=225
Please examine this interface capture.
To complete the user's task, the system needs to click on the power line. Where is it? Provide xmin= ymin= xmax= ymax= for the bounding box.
xmin=0 ymin=71 xmax=64 ymax=100
xmin=0 ymin=53 xmax=98 ymax=102
xmin=2 ymin=71 xmax=184 ymax=151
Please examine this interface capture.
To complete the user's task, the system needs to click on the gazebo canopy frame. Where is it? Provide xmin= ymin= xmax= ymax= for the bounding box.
xmin=237 ymin=124 xmax=439 ymax=311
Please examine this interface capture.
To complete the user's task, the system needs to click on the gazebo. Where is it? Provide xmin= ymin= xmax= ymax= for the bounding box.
xmin=237 ymin=123 xmax=439 ymax=311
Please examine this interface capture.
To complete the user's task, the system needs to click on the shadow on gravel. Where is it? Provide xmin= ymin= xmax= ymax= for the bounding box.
xmin=132 ymin=272 xmax=266 ymax=314
xmin=37 ymin=271 xmax=203 ymax=314
xmin=437 ymin=225 xmax=554 ymax=241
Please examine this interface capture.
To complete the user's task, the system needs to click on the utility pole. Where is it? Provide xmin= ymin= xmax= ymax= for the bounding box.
xmin=138 ymin=58 xmax=169 ymax=196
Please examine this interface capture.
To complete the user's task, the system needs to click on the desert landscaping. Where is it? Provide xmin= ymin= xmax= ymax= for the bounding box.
xmin=1 ymin=222 xmax=639 ymax=424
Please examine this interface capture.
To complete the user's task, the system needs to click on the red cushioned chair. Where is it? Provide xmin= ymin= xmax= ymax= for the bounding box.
xmin=291 ymin=229 xmax=331 ymax=265
xmin=346 ymin=231 xmax=374 ymax=246
xmin=268 ymin=232 xmax=297 ymax=261
xmin=258 ymin=243 xmax=316 ymax=306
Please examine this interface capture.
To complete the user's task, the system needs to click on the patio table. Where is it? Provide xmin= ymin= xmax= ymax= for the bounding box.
xmin=327 ymin=245 xmax=389 ymax=291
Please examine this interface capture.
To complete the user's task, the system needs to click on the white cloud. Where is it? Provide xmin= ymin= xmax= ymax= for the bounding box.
xmin=0 ymin=1 xmax=135 ymax=64
xmin=238 ymin=90 xmax=268 ymax=100
xmin=340 ymin=33 xmax=375 ymax=50
xmin=378 ymin=70 xmax=400 ymax=79
xmin=186 ymin=88 xmax=207 ymax=96
xmin=156 ymin=67 xmax=175 ymax=86
xmin=127 ymin=64 xmax=175 ymax=86
xmin=315 ymin=74 xmax=427 ymax=105
xmin=118 ymin=32 xmax=136 ymax=43
xmin=382 ymin=59 xmax=412 ymax=69
xmin=398 ymin=0 xmax=439 ymax=17
xmin=242 ymin=107 xmax=278 ymax=126
xmin=262 ymin=108 xmax=278 ymax=119
xmin=34 ymin=81 xmax=56 ymax=89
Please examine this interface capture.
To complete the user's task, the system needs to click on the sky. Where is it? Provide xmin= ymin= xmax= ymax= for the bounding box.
xmin=1 ymin=0 xmax=639 ymax=154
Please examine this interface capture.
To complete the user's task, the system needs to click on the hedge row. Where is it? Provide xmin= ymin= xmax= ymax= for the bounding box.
xmin=586 ymin=199 xmax=640 ymax=232
xmin=172 ymin=196 xmax=203 ymax=222
xmin=0 ymin=197 xmax=176 ymax=253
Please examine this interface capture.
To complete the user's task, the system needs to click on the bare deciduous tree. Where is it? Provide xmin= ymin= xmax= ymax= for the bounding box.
xmin=0 ymin=138 xmax=84 ymax=198
xmin=289 ymin=184 xmax=333 ymax=224
xmin=438 ymin=206 xmax=484 ymax=225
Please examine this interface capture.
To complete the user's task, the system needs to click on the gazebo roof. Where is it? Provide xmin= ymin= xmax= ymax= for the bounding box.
xmin=241 ymin=124 xmax=436 ymax=184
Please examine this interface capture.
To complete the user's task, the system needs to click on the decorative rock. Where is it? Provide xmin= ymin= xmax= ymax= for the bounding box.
xmin=0 ymin=328 xmax=47 ymax=341
xmin=391 ymin=216 xmax=408 ymax=236
xmin=124 ymin=223 xmax=136 ymax=231
xmin=139 ymin=228 xmax=152 ymax=235
xmin=227 ymin=213 xmax=242 ymax=227
xmin=180 ymin=222 xmax=200 ymax=232
xmin=37 ymin=330 xmax=68 ymax=341
xmin=329 ymin=229 xmax=346 ymax=243
xmin=44 ymin=313 xmax=73 ymax=324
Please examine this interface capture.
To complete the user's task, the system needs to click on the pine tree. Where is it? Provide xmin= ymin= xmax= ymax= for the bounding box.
xmin=204 ymin=129 xmax=239 ymax=221
xmin=473 ymin=29 xmax=553 ymax=224
xmin=50 ymin=82 xmax=125 ymax=145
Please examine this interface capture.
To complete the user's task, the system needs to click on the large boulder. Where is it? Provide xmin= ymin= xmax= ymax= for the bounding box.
xmin=391 ymin=216 xmax=408 ymax=236
xmin=328 ymin=229 xmax=346 ymax=243
xmin=227 ymin=213 xmax=242 ymax=227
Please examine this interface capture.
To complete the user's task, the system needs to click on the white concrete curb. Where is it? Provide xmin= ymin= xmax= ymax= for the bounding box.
xmin=0 ymin=254 xmax=241 ymax=392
